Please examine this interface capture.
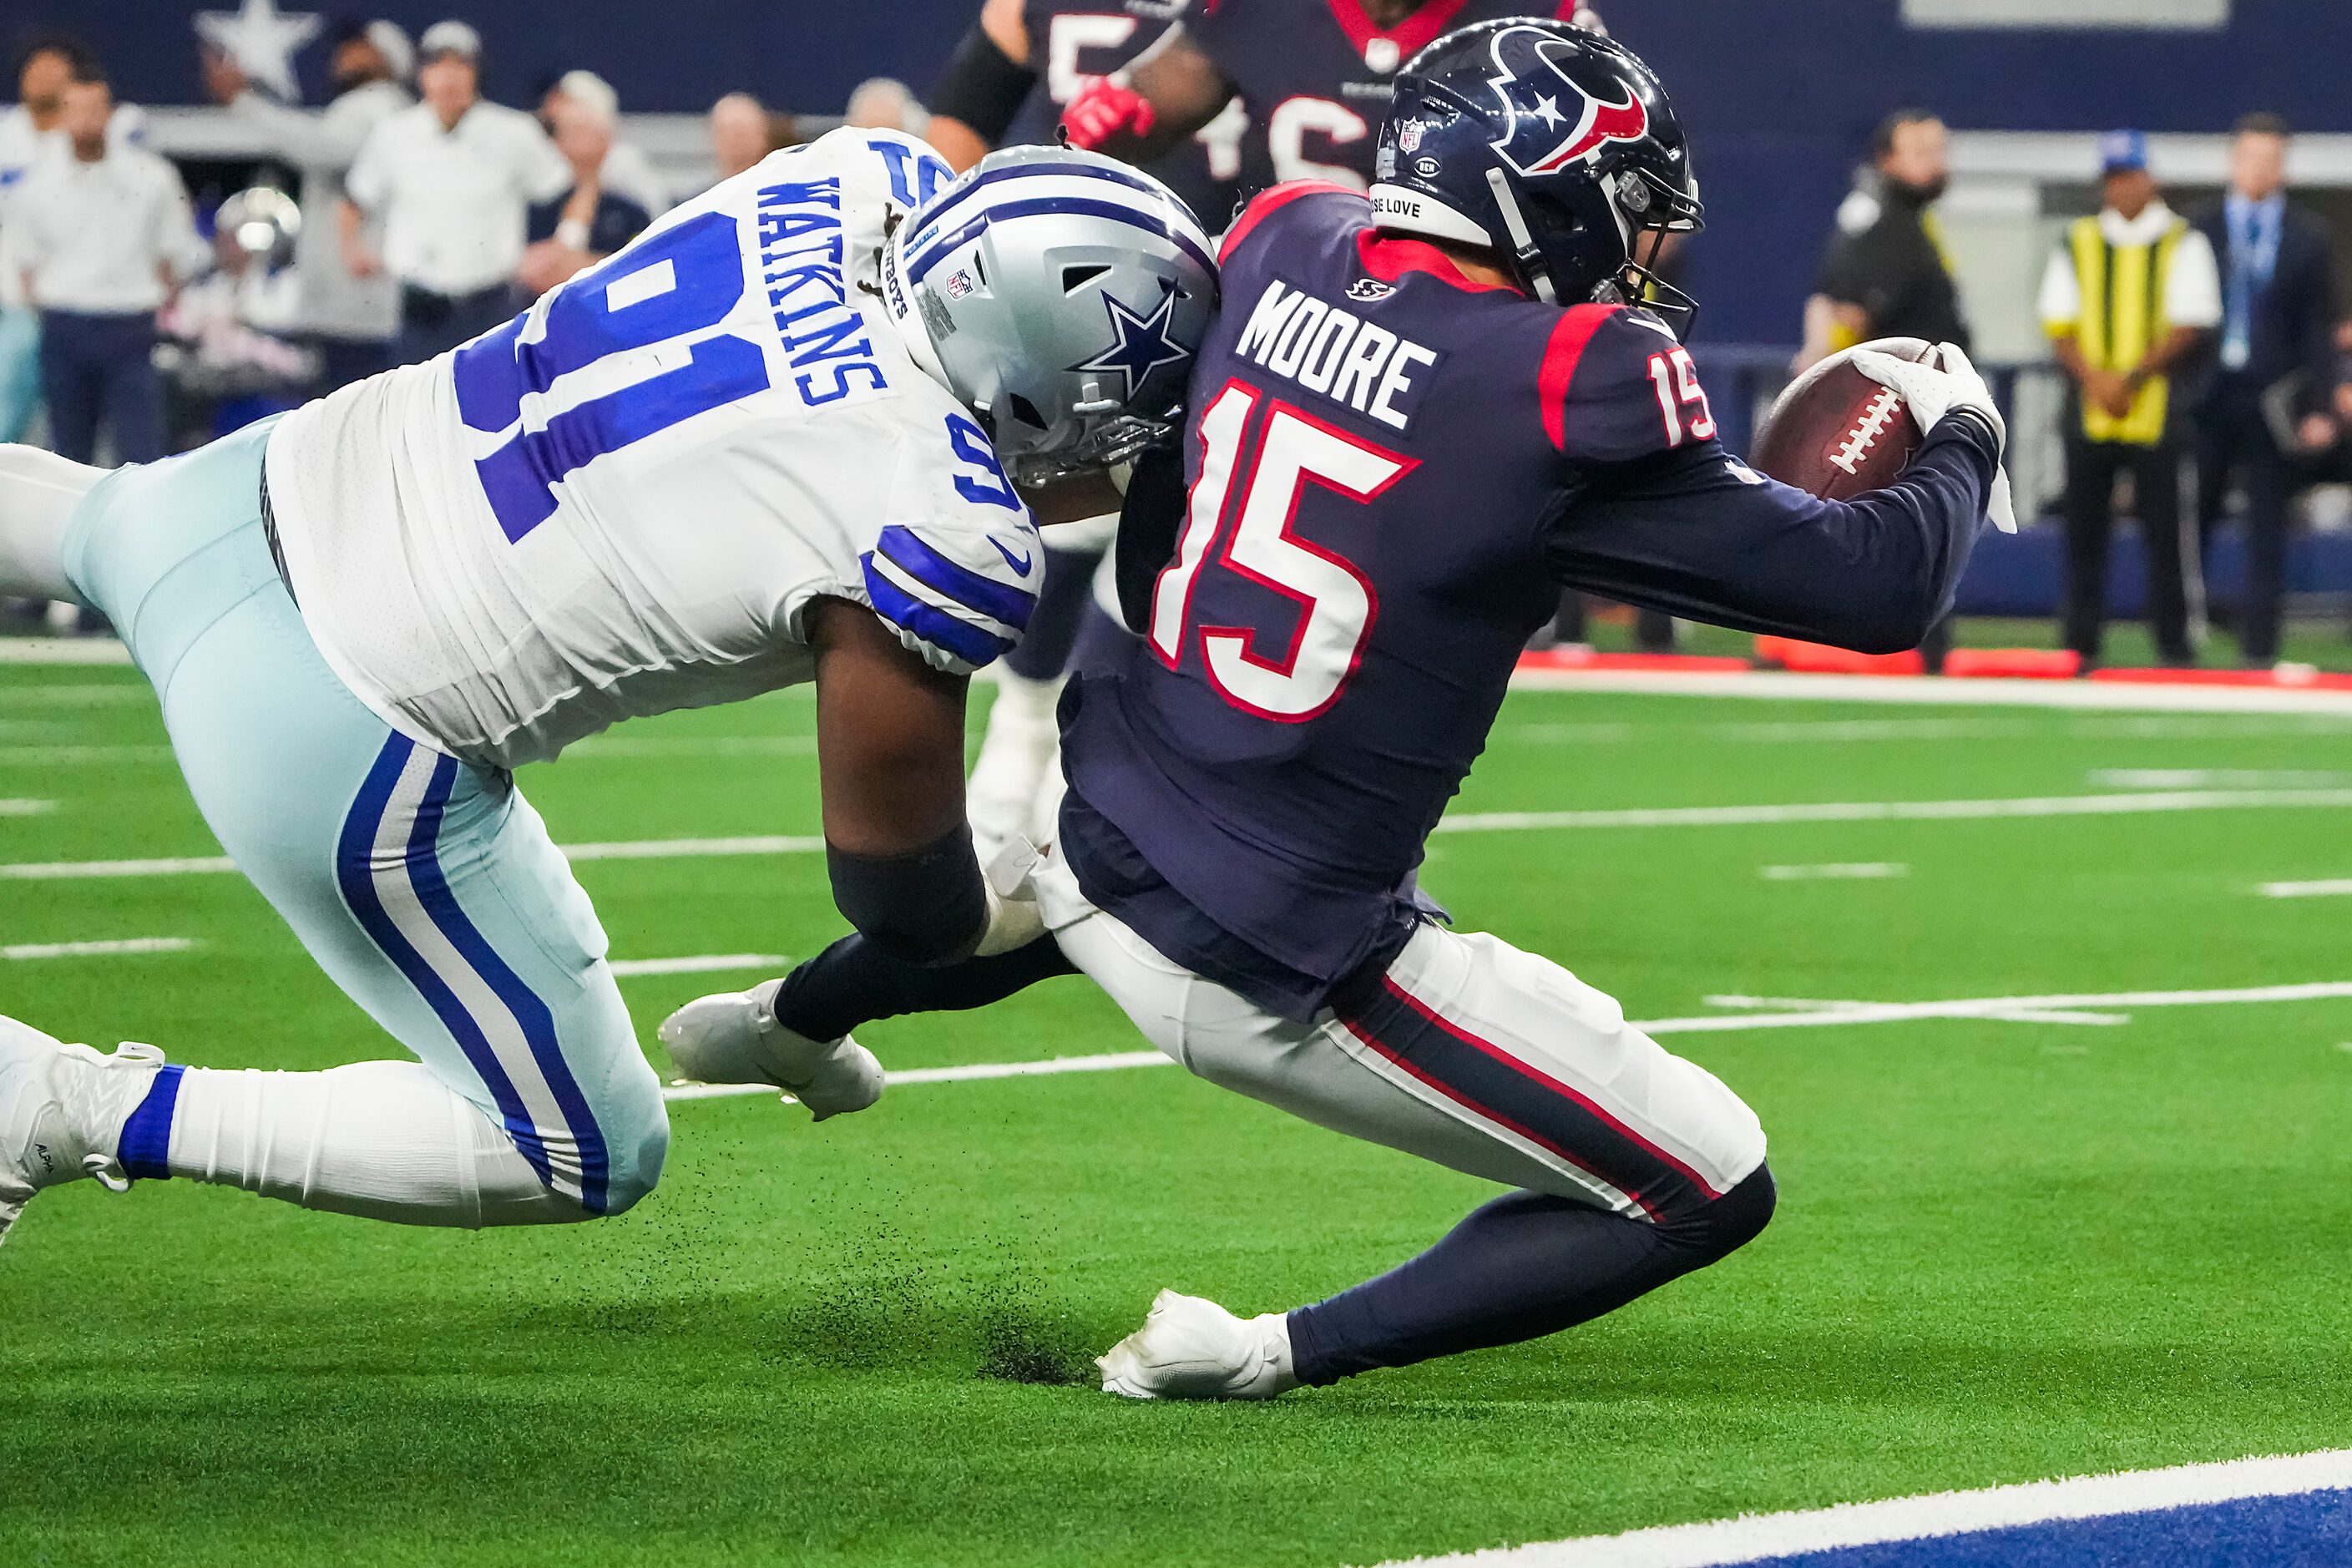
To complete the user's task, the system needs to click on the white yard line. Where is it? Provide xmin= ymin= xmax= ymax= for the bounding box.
xmin=1508 ymin=667 xmax=2352 ymax=714
xmin=609 ymin=953 xmax=787 ymax=978
xmin=0 ymin=683 xmax=149 ymax=706
xmin=663 ymin=1050 xmax=1176 ymax=1104
xmin=1 ymin=936 xmax=195 ymax=960
xmin=0 ymin=745 xmax=177 ymax=766
xmin=0 ymin=638 xmax=133 ymax=665
xmin=9 ymin=789 xmax=2348 ymax=882
xmin=1365 ymin=1446 xmax=2352 ymax=1568
xmin=1759 ymin=862 xmax=1908 ymax=880
xmin=562 ymin=736 xmax=817 ymax=759
xmin=1433 ymin=787 xmax=2352 ymax=835
xmin=0 ymin=799 xmax=55 ymax=816
xmin=1700 ymin=994 xmax=2127 ymax=1027
xmin=664 ymin=979 xmax=2352 ymax=1105
xmin=2092 ymin=767 xmax=2352 ymax=789
xmin=2261 ymin=879 xmax=2352 ymax=899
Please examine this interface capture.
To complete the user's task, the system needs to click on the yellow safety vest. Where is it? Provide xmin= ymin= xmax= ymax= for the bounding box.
xmin=2063 ymin=214 xmax=2186 ymax=446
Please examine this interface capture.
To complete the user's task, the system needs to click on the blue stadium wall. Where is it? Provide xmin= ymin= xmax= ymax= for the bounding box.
xmin=20 ymin=0 xmax=2347 ymax=341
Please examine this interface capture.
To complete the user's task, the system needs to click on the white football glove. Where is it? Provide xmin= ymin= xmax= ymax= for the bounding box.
xmin=1849 ymin=341 xmax=2018 ymax=533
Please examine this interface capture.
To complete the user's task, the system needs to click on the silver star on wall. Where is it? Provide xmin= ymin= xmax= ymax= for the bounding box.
xmin=195 ymin=0 xmax=324 ymax=102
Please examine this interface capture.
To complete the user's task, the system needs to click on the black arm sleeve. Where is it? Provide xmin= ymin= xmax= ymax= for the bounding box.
xmin=1542 ymin=414 xmax=1997 ymax=655
xmin=826 ymin=822 xmax=989 ymax=968
xmin=930 ymin=19 xmax=1039 ymax=144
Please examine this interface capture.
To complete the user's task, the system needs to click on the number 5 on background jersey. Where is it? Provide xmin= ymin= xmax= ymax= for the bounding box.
xmin=1148 ymin=381 xmax=1414 ymax=722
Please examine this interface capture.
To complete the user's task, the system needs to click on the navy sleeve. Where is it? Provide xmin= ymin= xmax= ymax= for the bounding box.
xmin=1541 ymin=415 xmax=1998 ymax=655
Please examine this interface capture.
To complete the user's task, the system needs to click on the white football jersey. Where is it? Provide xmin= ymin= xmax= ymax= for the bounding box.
xmin=265 ymin=129 xmax=1043 ymax=770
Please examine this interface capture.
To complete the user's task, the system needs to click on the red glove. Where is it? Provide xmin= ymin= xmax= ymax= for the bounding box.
xmin=1061 ymin=78 xmax=1156 ymax=150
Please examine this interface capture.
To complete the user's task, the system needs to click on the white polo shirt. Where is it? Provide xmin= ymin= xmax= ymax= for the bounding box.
xmin=11 ymin=139 xmax=209 ymax=316
xmin=0 ymin=104 xmax=148 ymax=309
xmin=346 ymin=99 xmax=571 ymax=298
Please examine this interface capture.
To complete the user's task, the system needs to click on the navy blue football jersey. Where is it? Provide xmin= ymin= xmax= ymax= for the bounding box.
xmin=1060 ymin=185 xmax=1998 ymax=1020
xmin=1009 ymin=0 xmax=1242 ymax=223
xmin=1177 ymin=0 xmax=1587 ymax=191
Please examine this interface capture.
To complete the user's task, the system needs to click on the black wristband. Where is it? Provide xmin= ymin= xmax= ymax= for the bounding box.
xmin=826 ymin=823 xmax=988 ymax=968
xmin=929 ymin=21 xmax=1037 ymax=143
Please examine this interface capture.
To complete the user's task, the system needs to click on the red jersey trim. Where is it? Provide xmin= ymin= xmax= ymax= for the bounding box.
xmin=1219 ymin=180 xmax=1358 ymax=265
xmin=1323 ymin=0 xmax=1474 ymax=60
xmin=1356 ymin=230 xmax=1519 ymax=294
xmin=1539 ymin=302 xmax=1621 ymax=451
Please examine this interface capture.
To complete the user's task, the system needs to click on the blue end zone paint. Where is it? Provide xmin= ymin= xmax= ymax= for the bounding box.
xmin=1748 ymin=1488 xmax=2352 ymax=1568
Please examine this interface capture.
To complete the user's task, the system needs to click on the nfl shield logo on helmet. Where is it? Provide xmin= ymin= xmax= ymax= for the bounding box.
xmin=1398 ymin=119 xmax=1427 ymax=154
xmin=1480 ymin=23 xmax=1651 ymax=176
xmin=945 ymin=269 xmax=978 ymax=301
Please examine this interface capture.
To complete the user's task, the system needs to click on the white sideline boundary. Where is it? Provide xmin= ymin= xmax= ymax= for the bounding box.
xmin=660 ymin=976 xmax=2352 ymax=1104
xmin=1366 ymin=1446 xmax=2352 ymax=1567
xmin=7 ymin=788 xmax=2349 ymax=882
xmin=1508 ymin=667 xmax=2352 ymax=714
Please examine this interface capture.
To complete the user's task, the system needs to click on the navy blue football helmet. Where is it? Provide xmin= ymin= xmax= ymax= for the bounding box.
xmin=1370 ymin=19 xmax=1702 ymax=333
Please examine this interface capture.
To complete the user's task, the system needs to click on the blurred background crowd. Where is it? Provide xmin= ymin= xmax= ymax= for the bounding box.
xmin=0 ymin=0 xmax=2345 ymax=674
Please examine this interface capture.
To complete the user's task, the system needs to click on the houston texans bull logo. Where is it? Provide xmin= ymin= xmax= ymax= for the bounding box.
xmin=1482 ymin=23 xmax=1650 ymax=177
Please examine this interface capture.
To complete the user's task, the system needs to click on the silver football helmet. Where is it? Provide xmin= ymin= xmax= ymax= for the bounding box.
xmin=880 ymin=145 xmax=1218 ymax=485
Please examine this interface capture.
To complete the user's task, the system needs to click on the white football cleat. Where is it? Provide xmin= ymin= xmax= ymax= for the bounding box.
xmin=1096 ymin=1288 xmax=1299 ymax=1401
xmin=0 ymin=1014 xmax=164 ymax=1247
xmin=656 ymin=977 xmax=883 ymax=1121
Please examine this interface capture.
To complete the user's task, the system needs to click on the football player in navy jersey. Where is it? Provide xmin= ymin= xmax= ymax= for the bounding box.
xmin=1062 ymin=0 xmax=1605 ymax=190
xmin=928 ymin=0 xmax=1249 ymax=865
xmin=669 ymin=22 xmax=2013 ymax=1399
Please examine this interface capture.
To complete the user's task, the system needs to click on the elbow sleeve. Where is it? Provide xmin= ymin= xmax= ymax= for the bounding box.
xmin=930 ymin=22 xmax=1037 ymax=144
xmin=826 ymin=824 xmax=988 ymax=969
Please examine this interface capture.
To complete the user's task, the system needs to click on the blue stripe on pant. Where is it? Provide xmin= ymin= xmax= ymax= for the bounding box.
xmin=62 ymin=417 xmax=665 ymax=1217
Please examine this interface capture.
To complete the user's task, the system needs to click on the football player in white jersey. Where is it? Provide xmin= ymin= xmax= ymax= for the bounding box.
xmin=0 ymin=129 xmax=1215 ymax=1242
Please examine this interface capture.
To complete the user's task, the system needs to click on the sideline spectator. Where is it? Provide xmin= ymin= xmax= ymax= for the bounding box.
xmin=1798 ymin=109 xmax=1970 ymax=370
xmin=2040 ymin=130 xmax=2220 ymax=669
xmin=846 ymin=77 xmax=930 ymax=137
xmin=2190 ymin=113 xmax=2336 ymax=668
xmin=518 ymin=72 xmax=650 ymax=298
xmin=710 ymin=92 xmax=771 ymax=182
xmin=539 ymin=68 xmax=670 ymax=219
xmin=1798 ymin=108 xmax=1970 ymax=668
xmin=13 ymin=68 xmax=206 ymax=467
xmin=0 ymin=33 xmax=103 ymax=444
xmin=341 ymin=21 xmax=568 ymax=365
xmin=205 ymin=19 xmax=412 ymax=392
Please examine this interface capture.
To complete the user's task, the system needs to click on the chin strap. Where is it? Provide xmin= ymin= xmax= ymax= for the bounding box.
xmin=1484 ymin=168 xmax=1556 ymax=304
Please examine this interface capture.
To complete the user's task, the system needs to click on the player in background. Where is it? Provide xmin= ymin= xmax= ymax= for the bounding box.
xmin=669 ymin=23 xmax=2013 ymax=1398
xmin=925 ymin=0 xmax=1247 ymax=863
xmin=1060 ymin=0 xmax=1606 ymax=190
xmin=0 ymin=133 xmax=1214 ymax=1247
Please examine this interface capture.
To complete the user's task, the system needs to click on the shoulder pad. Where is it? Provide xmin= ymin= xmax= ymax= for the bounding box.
xmin=1540 ymin=304 xmax=1707 ymax=463
xmin=857 ymin=410 xmax=1044 ymax=675
xmin=1218 ymin=180 xmax=1363 ymax=266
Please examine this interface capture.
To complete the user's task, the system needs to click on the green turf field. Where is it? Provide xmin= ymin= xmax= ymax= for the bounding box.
xmin=4 ymin=660 xmax=2351 ymax=1566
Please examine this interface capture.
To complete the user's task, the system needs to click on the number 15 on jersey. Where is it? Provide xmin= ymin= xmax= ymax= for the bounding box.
xmin=1148 ymin=381 xmax=1415 ymax=723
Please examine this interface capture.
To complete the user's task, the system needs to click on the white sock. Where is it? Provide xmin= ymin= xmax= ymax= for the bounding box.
xmin=159 ymin=1061 xmax=587 ymax=1228
xmin=0 ymin=443 xmax=102 ymax=604
xmin=969 ymin=672 xmax=1065 ymax=857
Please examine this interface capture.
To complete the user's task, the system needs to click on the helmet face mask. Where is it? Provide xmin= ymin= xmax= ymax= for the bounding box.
xmin=881 ymin=146 xmax=1218 ymax=486
xmin=1371 ymin=20 xmax=1703 ymax=336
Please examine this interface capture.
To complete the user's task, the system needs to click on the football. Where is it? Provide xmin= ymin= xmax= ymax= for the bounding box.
xmin=1750 ymin=336 xmax=1937 ymax=499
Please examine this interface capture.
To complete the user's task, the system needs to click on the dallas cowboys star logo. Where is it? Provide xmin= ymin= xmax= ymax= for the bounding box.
xmin=195 ymin=0 xmax=323 ymax=102
xmin=1071 ymin=288 xmax=1191 ymax=399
